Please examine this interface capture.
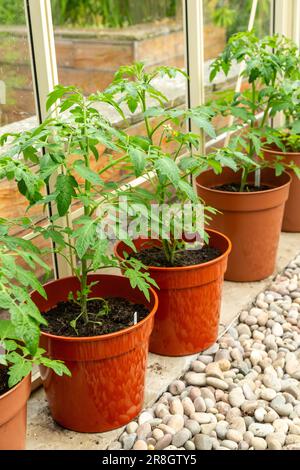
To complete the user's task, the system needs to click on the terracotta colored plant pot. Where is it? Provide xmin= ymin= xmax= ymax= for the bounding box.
xmin=263 ymin=145 xmax=300 ymax=232
xmin=31 ymin=274 xmax=158 ymax=433
xmin=115 ymin=230 xmax=231 ymax=356
xmin=0 ymin=374 xmax=31 ymax=450
xmin=196 ymin=168 xmax=291 ymax=282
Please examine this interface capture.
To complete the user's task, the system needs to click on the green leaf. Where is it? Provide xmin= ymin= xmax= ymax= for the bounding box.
xmin=10 ymin=305 xmax=40 ymax=355
xmin=178 ymin=180 xmax=198 ymax=203
xmin=0 ymin=319 xmax=17 ymax=340
xmin=129 ymin=148 xmax=146 ymax=177
xmin=55 ymin=174 xmax=78 ymax=217
xmin=8 ymin=360 xmax=32 ymax=388
xmin=39 ymin=357 xmax=71 ymax=377
xmin=155 ymin=158 xmax=180 ymax=187
xmin=74 ymin=218 xmax=97 ymax=259
xmin=73 ymin=160 xmax=104 ymax=186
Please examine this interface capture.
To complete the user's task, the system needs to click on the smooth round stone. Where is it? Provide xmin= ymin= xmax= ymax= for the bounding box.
xmin=168 ymin=380 xmax=186 ymax=396
xmin=164 ymin=445 xmax=178 ymax=450
xmin=137 ymin=423 xmax=151 ymax=440
xmin=194 ymin=396 xmax=206 ymax=412
xmin=167 ymin=414 xmax=185 ymax=432
xmin=237 ymin=324 xmax=252 ymax=337
xmin=257 ymin=312 xmax=269 ymax=327
xmin=126 ymin=421 xmax=138 ymax=434
xmin=191 ymin=361 xmax=206 ymax=373
xmin=248 ymin=423 xmax=274 ymax=437
xmin=263 ymin=374 xmax=281 ymax=392
xmin=242 ymin=383 xmax=256 ymax=401
xmin=185 ymin=372 xmax=206 ymax=387
xmin=241 ymin=400 xmax=258 ymax=415
xmin=216 ymin=421 xmax=229 ymax=439
xmin=152 ymin=429 xmax=164 ymax=441
xmin=205 ymin=362 xmax=224 ymax=380
xmin=189 ymin=387 xmax=201 ymax=401
xmin=285 ymin=434 xmax=300 ymax=445
xmin=221 ymin=440 xmax=238 ymax=450
xmin=170 ymin=398 xmax=184 ymax=415
xmin=204 ymin=398 xmax=216 ymax=409
xmin=228 ymin=326 xmax=238 ymax=339
xmin=172 ymin=428 xmax=191 ymax=447
xmin=229 ymin=388 xmax=245 ymax=408
xmin=254 ymin=407 xmax=267 ymax=422
xmin=206 ymin=377 xmax=229 ymax=391
xmin=230 ymin=417 xmax=246 ymax=433
xmin=190 ymin=412 xmax=211 ymax=424
xmin=245 ymin=315 xmax=257 ymax=326
xmin=201 ymin=423 xmax=217 ymax=435
xmin=267 ymin=437 xmax=282 ymax=450
xmin=239 ymin=441 xmax=249 ymax=450
xmin=182 ymin=397 xmax=195 ymax=417
xmin=194 ymin=434 xmax=213 ymax=450
xmin=215 ymin=349 xmax=231 ymax=362
xmin=271 ymin=396 xmax=293 ymax=417
xmin=201 ymin=388 xmax=215 ymax=401
xmin=185 ymin=419 xmax=201 ymax=435
xmin=226 ymin=407 xmax=242 ymax=422
xmin=251 ymin=437 xmax=267 ymax=450
xmin=226 ymin=429 xmax=243 ymax=443
xmin=155 ymin=404 xmax=169 ymax=419
xmin=133 ymin=440 xmax=148 ymax=450
xmin=264 ymin=409 xmax=279 ymax=423
xmin=243 ymin=431 xmax=254 ymax=445
xmin=260 ymin=388 xmax=277 ymax=401
xmin=273 ymin=419 xmax=289 ymax=434
xmin=198 ymin=355 xmax=213 ymax=364
xmin=218 ymin=359 xmax=231 ymax=372
xmin=122 ymin=433 xmax=137 ymax=450
xmin=267 ymin=432 xmax=286 ymax=446
xmin=231 ymin=348 xmax=243 ymax=363
xmin=289 ymin=423 xmax=300 ymax=435
xmin=155 ymin=434 xmax=173 ymax=450
xmin=185 ymin=440 xmax=196 ymax=451
xmin=272 ymin=324 xmax=284 ymax=337
xmin=138 ymin=412 xmax=153 ymax=425
xmin=253 ymin=330 xmax=265 ymax=342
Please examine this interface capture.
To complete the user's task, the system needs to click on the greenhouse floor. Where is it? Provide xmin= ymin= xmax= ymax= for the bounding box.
xmin=26 ymin=232 xmax=300 ymax=450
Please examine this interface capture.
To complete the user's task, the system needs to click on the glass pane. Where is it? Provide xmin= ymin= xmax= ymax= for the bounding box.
xmin=51 ymin=0 xmax=186 ymax=189
xmin=0 ymin=0 xmax=37 ymax=128
xmin=203 ymin=0 xmax=272 ymax=135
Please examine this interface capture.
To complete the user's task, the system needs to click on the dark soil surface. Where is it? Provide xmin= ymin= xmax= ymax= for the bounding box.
xmin=131 ymin=245 xmax=221 ymax=268
xmin=42 ymin=297 xmax=149 ymax=337
xmin=213 ymin=183 xmax=272 ymax=192
xmin=0 ymin=367 xmax=9 ymax=397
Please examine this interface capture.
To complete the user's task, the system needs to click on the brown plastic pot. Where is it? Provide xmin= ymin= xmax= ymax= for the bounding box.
xmin=115 ymin=230 xmax=231 ymax=357
xmin=263 ymin=145 xmax=300 ymax=232
xmin=196 ymin=168 xmax=291 ymax=282
xmin=0 ymin=373 xmax=31 ymax=450
xmin=31 ymin=274 xmax=158 ymax=433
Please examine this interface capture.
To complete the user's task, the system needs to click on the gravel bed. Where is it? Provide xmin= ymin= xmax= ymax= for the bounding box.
xmin=109 ymin=254 xmax=300 ymax=451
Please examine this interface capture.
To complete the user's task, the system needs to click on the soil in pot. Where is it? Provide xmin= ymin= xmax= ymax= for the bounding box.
xmin=196 ymin=167 xmax=291 ymax=282
xmin=213 ymin=183 xmax=272 ymax=192
xmin=0 ymin=367 xmax=9 ymax=396
xmin=115 ymin=230 xmax=231 ymax=357
xmin=130 ymin=244 xmax=221 ymax=268
xmin=32 ymin=274 xmax=158 ymax=433
xmin=42 ymin=297 xmax=149 ymax=337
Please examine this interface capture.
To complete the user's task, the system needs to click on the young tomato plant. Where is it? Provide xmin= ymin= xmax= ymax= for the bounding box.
xmin=0 ymin=86 xmax=157 ymax=332
xmin=102 ymin=62 xmax=219 ymax=265
xmin=209 ymin=31 xmax=300 ymax=190
xmin=0 ymin=220 xmax=70 ymax=388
